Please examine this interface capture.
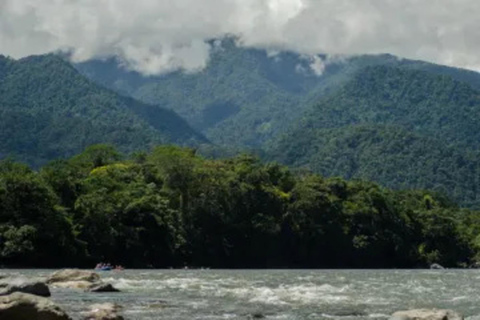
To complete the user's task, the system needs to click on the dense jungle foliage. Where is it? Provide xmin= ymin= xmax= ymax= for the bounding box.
xmin=0 ymin=54 xmax=206 ymax=167
xmin=1 ymin=145 xmax=479 ymax=269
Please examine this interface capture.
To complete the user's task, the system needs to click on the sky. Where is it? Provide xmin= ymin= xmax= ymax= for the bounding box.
xmin=1 ymin=0 xmax=479 ymax=75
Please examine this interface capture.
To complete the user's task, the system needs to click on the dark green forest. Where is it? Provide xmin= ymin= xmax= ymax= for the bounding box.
xmin=1 ymin=144 xmax=479 ymax=269
xmin=0 ymin=54 xmax=206 ymax=167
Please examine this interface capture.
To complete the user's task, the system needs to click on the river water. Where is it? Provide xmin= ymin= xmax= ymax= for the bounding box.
xmin=2 ymin=269 xmax=480 ymax=320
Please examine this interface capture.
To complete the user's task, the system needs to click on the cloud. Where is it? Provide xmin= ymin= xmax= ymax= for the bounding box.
xmin=1 ymin=0 xmax=480 ymax=74
xmin=309 ymin=56 xmax=326 ymax=76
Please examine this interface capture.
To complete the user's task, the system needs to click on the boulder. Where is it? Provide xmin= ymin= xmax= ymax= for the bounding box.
xmin=47 ymin=269 xmax=100 ymax=284
xmin=391 ymin=309 xmax=463 ymax=320
xmin=86 ymin=283 xmax=120 ymax=293
xmin=47 ymin=269 xmax=102 ymax=289
xmin=0 ymin=277 xmax=51 ymax=297
xmin=84 ymin=303 xmax=124 ymax=320
xmin=430 ymin=263 xmax=445 ymax=270
xmin=0 ymin=292 xmax=71 ymax=320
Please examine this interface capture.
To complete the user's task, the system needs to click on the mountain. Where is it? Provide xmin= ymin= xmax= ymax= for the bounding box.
xmin=76 ymin=43 xmax=480 ymax=207
xmin=75 ymin=39 xmax=357 ymax=147
xmin=75 ymin=39 xmax=480 ymax=148
xmin=274 ymin=65 xmax=480 ymax=149
xmin=267 ymin=65 xmax=480 ymax=207
xmin=0 ymin=54 xmax=206 ymax=167
xmin=269 ymin=124 xmax=480 ymax=207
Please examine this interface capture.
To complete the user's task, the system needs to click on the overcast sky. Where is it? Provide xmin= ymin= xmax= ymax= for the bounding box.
xmin=1 ymin=0 xmax=479 ymax=75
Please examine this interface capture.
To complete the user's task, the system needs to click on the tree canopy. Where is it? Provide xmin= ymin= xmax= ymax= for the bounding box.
xmin=1 ymin=145 xmax=478 ymax=269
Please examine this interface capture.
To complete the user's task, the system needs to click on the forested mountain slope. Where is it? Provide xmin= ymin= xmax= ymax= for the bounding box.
xmin=76 ymin=43 xmax=480 ymax=207
xmin=269 ymin=125 xmax=480 ymax=207
xmin=76 ymin=40 xmax=480 ymax=148
xmin=76 ymin=40 xmax=363 ymax=146
xmin=0 ymin=54 xmax=206 ymax=167
xmin=268 ymin=66 xmax=480 ymax=207
xmin=294 ymin=66 xmax=480 ymax=148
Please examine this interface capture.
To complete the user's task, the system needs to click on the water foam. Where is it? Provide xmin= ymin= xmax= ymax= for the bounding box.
xmin=107 ymin=276 xmax=351 ymax=306
xmin=213 ymin=283 xmax=351 ymax=306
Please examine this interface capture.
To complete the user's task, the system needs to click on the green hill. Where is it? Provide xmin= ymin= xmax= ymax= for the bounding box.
xmin=76 ymin=40 xmax=357 ymax=146
xmin=0 ymin=54 xmax=206 ymax=167
xmin=76 ymin=40 xmax=480 ymax=149
xmin=269 ymin=124 xmax=480 ymax=207
xmin=267 ymin=65 xmax=480 ymax=207
xmin=285 ymin=65 xmax=480 ymax=148
xmin=73 ymin=44 xmax=480 ymax=207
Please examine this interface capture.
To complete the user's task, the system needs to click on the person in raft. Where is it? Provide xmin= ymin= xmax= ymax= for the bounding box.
xmin=95 ymin=262 xmax=111 ymax=269
xmin=95 ymin=263 xmax=124 ymax=270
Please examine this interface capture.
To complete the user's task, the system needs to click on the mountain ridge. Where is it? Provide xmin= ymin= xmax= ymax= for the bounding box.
xmin=75 ymin=44 xmax=480 ymax=207
xmin=75 ymin=42 xmax=480 ymax=148
xmin=0 ymin=54 xmax=207 ymax=167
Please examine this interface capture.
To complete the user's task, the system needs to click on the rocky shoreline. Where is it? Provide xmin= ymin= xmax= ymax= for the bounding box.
xmin=0 ymin=269 xmax=122 ymax=319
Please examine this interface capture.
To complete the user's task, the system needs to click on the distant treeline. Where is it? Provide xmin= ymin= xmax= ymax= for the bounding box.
xmin=1 ymin=144 xmax=479 ymax=269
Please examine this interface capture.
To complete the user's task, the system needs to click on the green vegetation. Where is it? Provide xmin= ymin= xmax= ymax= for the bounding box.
xmin=3 ymin=47 xmax=480 ymax=267
xmin=278 ymin=66 xmax=480 ymax=149
xmin=0 ymin=54 xmax=206 ymax=167
xmin=76 ymin=41 xmax=480 ymax=149
xmin=76 ymin=42 xmax=480 ymax=208
xmin=267 ymin=65 xmax=480 ymax=207
xmin=269 ymin=125 xmax=480 ymax=208
xmin=76 ymin=39 xmax=355 ymax=147
xmin=1 ymin=144 xmax=478 ymax=268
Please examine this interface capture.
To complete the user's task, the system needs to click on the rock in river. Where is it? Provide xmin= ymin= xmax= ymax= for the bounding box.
xmin=86 ymin=283 xmax=120 ymax=293
xmin=0 ymin=292 xmax=71 ymax=320
xmin=0 ymin=277 xmax=51 ymax=297
xmin=84 ymin=303 xmax=124 ymax=320
xmin=47 ymin=269 xmax=103 ymax=290
xmin=391 ymin=309 xmax=463 ymax=320
xmin=47 ymin=269 xmax=100 ymax=284
xmin=47 ymin=269 xmax=121 ymax=292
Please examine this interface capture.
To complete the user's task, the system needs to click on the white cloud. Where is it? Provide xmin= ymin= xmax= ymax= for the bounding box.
xmin=1 ymin=0 xmax=480 ymax=74
xmin=309 ymin=56 xmax=326 ymax=76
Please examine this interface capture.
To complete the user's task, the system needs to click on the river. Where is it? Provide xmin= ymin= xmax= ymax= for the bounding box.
xmin=2 ymin=269 xmax=479 ymax=320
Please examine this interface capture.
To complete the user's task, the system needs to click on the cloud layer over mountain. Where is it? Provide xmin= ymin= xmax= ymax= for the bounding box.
xmin=1 ymin=0 xmax=479 ymax=74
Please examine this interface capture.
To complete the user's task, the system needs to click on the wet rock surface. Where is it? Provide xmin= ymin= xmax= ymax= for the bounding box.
xmin=0 ymin=277 xmax=51 ymax=297
xmin=0 ymin=292 xmax=71 ymax=320
xmin=47 ymin=269 xmax=101 ymax=284
xmin=86 ymin=283 xmax=121 ymax=293
xmin=83 ymin=303 xmax=124 ymax=320
xmin=391 ymin=309 xmax=463 ymax=320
